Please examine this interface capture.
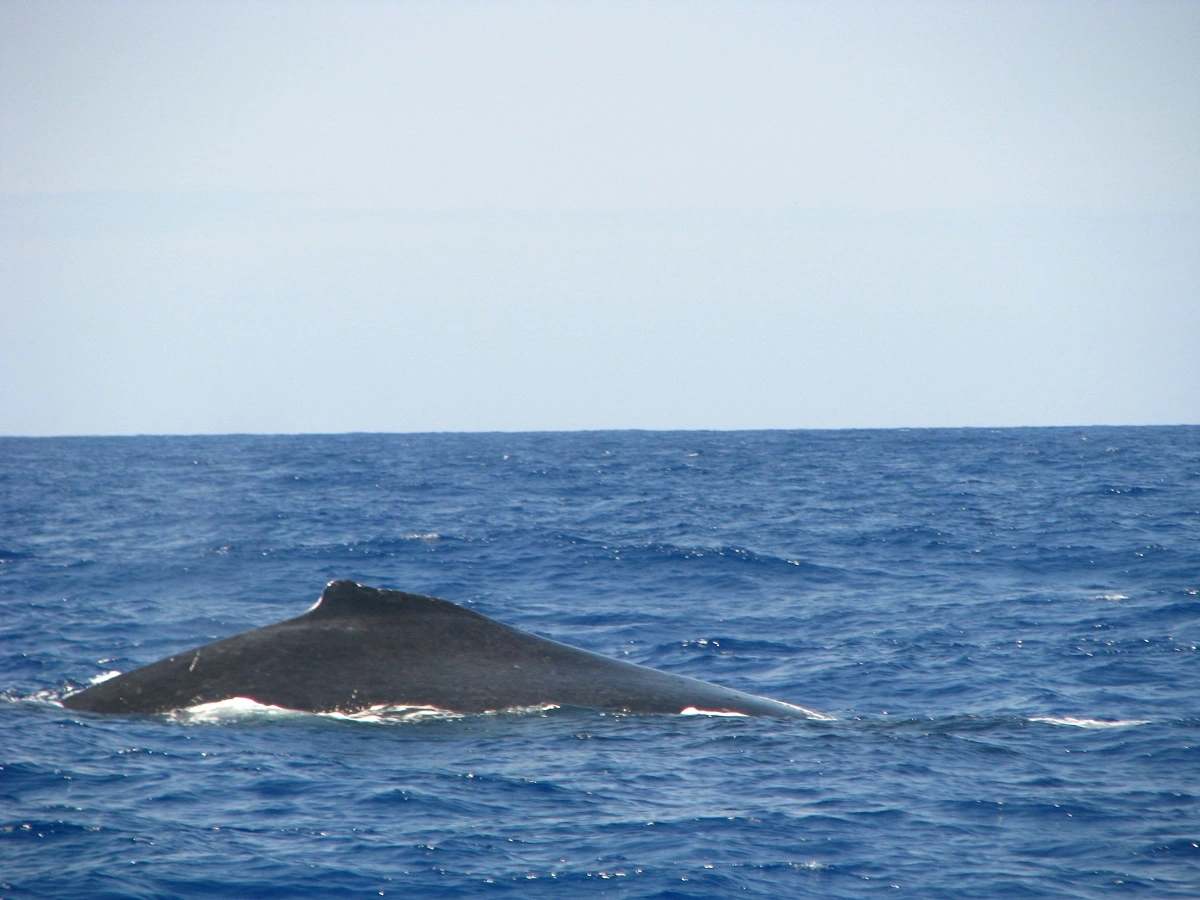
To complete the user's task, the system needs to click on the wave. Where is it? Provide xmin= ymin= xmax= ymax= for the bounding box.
xmin=34 ymin=689 xmax=836 ymax=725
xmin=166 ymin=697 xmax=479 ymax=725
xmin=15 ymin=657 xmax=1167 ymax=735
xmin=1028 ymin=715 xmax=1151 ymax=729
xmin=32 ymin=685 xmax=1154 ymax=732
xmin=812 ymin=712 xmax=1160 ymax=734
xmin=168 ymin=698 xmax=825 ymax=725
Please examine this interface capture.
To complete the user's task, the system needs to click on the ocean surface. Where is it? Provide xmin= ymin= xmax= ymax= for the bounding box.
xmin=2 ymin=427 xmax=1198 ymax=898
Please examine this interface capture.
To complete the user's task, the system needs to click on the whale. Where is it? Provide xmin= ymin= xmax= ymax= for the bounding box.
xmin=62 ymin=580 xmax=826 ymax=718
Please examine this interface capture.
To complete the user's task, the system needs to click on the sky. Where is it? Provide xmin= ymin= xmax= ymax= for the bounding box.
xmin=2 ymin=0 xmax=1198 ymax=435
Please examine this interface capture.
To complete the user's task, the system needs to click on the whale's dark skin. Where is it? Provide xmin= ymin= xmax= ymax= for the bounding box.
xmin=62 ymin=581 xmax=825 ymax=718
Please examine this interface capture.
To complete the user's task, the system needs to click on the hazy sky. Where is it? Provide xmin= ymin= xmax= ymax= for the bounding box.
xmin=3 ymin=0 xmax=1198 ymax=435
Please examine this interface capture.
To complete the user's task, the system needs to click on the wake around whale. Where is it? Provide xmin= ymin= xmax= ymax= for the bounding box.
xmin=62 ymin=580 xmax=827 ymax=719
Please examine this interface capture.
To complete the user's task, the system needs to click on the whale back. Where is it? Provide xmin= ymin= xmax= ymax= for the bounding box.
xmin=62 ymin=580 xmax=820 ymax=718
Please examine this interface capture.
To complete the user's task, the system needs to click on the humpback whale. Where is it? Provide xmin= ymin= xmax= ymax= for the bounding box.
xmin=62 ymin=580 xmax=824 ymax=718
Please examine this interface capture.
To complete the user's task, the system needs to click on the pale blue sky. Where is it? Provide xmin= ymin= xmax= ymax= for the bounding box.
xmin=2 ymin=0 xmax=1198 ymax=435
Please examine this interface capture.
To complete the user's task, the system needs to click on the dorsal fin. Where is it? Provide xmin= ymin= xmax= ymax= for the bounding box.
xmin=306 ymin=580 xmax=484 ymax=621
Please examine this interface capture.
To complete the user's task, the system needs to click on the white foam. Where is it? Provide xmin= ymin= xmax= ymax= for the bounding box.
xmin=680 ymin=703 xmax=836 ymax=720
xmin=330 ymin=702 xmax=563 ymax=723
xmin=172 ymin=698 xmax=563 ymax=725
xmin=680 ymin=707 xmax=750 ymax=717
xmin=28 ymin=688 xmax=74 ymax=706
xmin=1029 ymin=716 xmax=1150 ymax=729
xmin=60 ymin=691 xmax=828 ymax=724
xmin=791 ymin=705 xmax=837 ymax=721
xmin=326 ymin=703 xmax=466 ymax=723
xmin=170 ymin=697 xmax=305 ymax=724
xmin=50 ymin=670 xmax=123 ymax=705
xmin=676 ymin=710 xmax=835 ymax=724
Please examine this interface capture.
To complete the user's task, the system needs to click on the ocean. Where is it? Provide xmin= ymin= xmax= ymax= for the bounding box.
xmin=2 ymin=427 xmax=1198 ymax=898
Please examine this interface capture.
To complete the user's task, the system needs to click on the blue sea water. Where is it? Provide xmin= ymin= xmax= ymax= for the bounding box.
xmin=2 ymin=427 xmax=1199 ymax=898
